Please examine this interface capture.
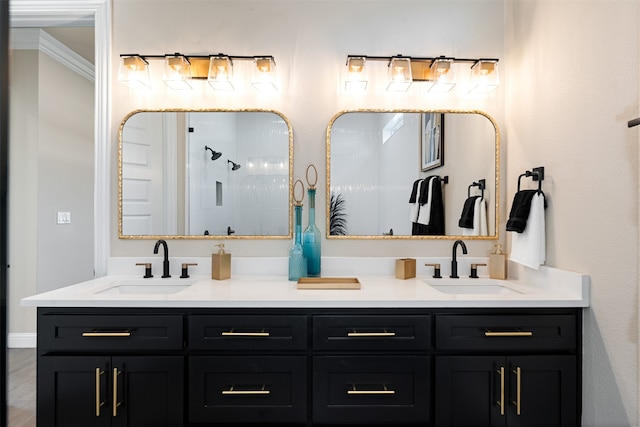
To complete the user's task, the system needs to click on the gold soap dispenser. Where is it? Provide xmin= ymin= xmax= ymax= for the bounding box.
xmin=489 ymin=244 xmax=507 ymax=280
xmin=212 ymin=243 xmax=231 ymax=280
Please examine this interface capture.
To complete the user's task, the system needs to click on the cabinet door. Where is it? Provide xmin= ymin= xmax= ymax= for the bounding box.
xmin=313 ymin=355 xmax=430 ymax=425
xmin=506 ymin=355 xmax=577 ymax=427
xmin=111 ymin=356 xmax=184 ymax=427
xmin=39 ymin=356 xmax=184 ymax=427
xmin=38 ymin=356 xmax=112 ymax=427
xmin=436 ymin=355 xmax=578 ymax=427
xmin=435 ymin=356 xmax=505 ymax=427
xmin=188 ymin=355 xmax=307 ymax=424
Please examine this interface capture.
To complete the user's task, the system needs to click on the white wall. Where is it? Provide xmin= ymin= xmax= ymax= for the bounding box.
xmin=8 ymin=49 xmax=39 ymax=340
xmin=505 ymin=1 xmax=639 ymax=426
xmin=36 ymin=47 xmax=95 ymax=292
xmin=9 ymin=30 xmax=95 ymax=343
xmin=110 ymin=0 xmax=506 ymax=259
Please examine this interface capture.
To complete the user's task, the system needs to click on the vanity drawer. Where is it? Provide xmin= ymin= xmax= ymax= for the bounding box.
xmin=313 ymin=315 xmax=430 ymax=351
xmin=435 ymin=314 xmax=577 ymax=351
xmin=312 ymin=355 xmax=430 ymax=424
xmin=189 ymin=314 xmax=307 ymax=350
xmin=188 ymin=355 xmax=307 ymax=424
xmin=37 ymin=314 xmax=184 ymax=351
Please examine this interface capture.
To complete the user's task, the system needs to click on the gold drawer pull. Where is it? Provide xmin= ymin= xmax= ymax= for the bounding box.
xmin=112 ymin=368 xmax=122 ymax=417
xmin=347 ymin=390 xmax=396 ymax=395
xmin=82 ymin=332 xmax=131 ymax=337
xmin=347 ymin=331 xmax=396 ymax=337
xmin=221 ymin=331 xmax=270 ymax=337
xmin=222 ymin=386 xmax=270 ymax=395
xmin=512 ymin=367 xmax=522 ymax=415
xmin=348 ymin=385 xmax=395 ymax=395
xmin=95 ymin=368 xmax=104 ymax=417
xmin=484 ymin=331 xmax=533 ymax=337
xmin=497 ymin=367 xmax=505 ymax=416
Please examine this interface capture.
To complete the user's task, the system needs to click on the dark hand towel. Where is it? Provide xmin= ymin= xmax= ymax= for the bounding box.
xmin=458 ymin=196 xmax=481 ymax=228
xmin=418 ymin=176 xmax=433 ymax=205
xmin=412 ymin=175 xmax=445 ymax=236
xmin=409 ymin=179 xmax=422 ymax=203
xmin=506 ymin=190 xmax=538 ymax=233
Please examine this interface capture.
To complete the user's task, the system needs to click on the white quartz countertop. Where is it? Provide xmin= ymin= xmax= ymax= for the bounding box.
xmin=22 ymin=262 xmax=589 ymax=308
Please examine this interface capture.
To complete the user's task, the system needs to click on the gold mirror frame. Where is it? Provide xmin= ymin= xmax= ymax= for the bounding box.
xmin=118 ymin=109 xmax=294 ymax=240
xmin=325 ymin=109 xmax=500 ymax=240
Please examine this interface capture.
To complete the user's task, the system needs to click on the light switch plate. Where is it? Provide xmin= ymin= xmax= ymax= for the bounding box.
xmin=57 ymin=211 xmax=71 ymax=224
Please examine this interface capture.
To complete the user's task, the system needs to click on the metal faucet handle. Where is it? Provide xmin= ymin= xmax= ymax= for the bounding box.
xmin=135 ymin=262 xmax=153 ymax=278
xmin=180 ymin=263 xmax=198 ymax=279
xmin=425 ymin=263 xmax=442 ymax=279
xmin=470 ymin=263 xmax=487 ymax=279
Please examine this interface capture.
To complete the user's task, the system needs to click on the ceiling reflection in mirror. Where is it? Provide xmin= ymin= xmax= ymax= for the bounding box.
xmin=327 ymin=110 xmax=499 ymax=239
xmin=119 ymin=110 xmax=292 ymax=239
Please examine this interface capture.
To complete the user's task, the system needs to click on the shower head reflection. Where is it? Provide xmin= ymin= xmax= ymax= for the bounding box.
xmin=228 ymin=160 xmax=241 ymax=171
xmin=204 ymin=145 xmax=222 ymax=161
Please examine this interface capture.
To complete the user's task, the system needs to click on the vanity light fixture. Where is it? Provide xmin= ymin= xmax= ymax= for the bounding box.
xmin=469 ymin=59 xmax=499 ymax=94
xmin=345 ymin=56 xmax=367 ymax=91
xmin=387 ymin=56 xmax=413 ymax=91
xmin=343 ymin=54 xmax=499 ymax=94
xmin=430 ymin=57 xmax=456 ymax=93
xmin=118 ymin=55 xmax=151 ymax=89
xmin=208 ymin=55 xmax=234 ymax=90
xmin=118 ymin=53 xmax=278 ymax=92
xmin=162 ymin=54 xmax=192 ymax=90
xmin=252 ymin=56 xmax=277 ymax=92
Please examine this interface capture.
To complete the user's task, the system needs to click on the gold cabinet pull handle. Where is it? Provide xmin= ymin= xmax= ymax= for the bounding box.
xmin=221 ymin=331 xmax=270 ymax=337
xmin=82 ymin=332 xmax=131 ymax=337
xmin=95 ymin=368 xmax=104 ymax=417
xmin=112 ymin=368 xmax=122 ymax=417
xmin=497 ymin=367 xmax=505 ymax=416
xmin=222 ymin=386 xmax=270 ymax=395
xmin=512 ymin=367 xmax=522 ymax=415
xmin=348 ymin=385 xmax=395 ymax=395
xmin=347 ymin=330 xmax=396 ymax=337
xmin=484 ymin=331 xmax=533 ymax=337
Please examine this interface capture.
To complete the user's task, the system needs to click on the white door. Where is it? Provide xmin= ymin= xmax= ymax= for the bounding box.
xmin=121 ymin=113 xmax=165 ymax=235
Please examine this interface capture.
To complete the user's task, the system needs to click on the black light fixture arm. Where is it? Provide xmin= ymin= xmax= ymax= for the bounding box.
xmin=346 ymin=54 xmax=499 ymax=66
xmin=121 ymin=53 xmax=275 ymax=64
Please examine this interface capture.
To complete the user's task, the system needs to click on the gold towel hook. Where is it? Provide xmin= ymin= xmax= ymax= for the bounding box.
xmin=293 ymin=179 xmax=305 ymax=205
xmin=306 ymin=164 xmax=318 ymax=189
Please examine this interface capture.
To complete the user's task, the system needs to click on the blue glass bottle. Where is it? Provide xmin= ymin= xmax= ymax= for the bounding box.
xmin=289 ymin=203 xmax=307 ymax=281
xmin=303 ymin=187 xmax=321 ymax=277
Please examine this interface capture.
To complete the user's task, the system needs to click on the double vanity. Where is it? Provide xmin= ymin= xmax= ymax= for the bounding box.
xmin=33 ymin=100 xmax=577 ymax=427
xmin=23 ymin=257 xmax=589 ymax=427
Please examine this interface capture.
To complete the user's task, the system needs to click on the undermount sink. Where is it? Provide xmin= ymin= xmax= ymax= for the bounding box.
xmin=424 ymin=278 xmax=523 ymax=295
xmin=96 ymin=279 xmax=195 ymax=295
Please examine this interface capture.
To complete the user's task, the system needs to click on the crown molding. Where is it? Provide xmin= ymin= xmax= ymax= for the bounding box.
xmin=11 ymin=28 xmax=94 ymax=82
xmin=9 ymin=0 xmax=102 ymax=27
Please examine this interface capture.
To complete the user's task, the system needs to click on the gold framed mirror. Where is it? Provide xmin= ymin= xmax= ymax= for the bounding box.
xmin=326 ymin=109 xmax=500 ymax=239
xmin=118 ymin=109 xmax=293 ymax=239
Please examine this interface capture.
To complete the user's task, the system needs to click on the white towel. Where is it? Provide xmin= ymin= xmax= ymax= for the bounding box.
xmin=409 ymin=179 xmax=423 ymax=222
xmin=417 ymin=177 xmax=436 ymax=225
xmin=510 ymin=192 xmax=545 ymax=269
xmin=463 ymin=197 xmax=488 ymax=236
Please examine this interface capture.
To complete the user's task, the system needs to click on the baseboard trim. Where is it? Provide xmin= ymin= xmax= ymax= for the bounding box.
xmin=8 ymin=332 xmax=36 ymax=348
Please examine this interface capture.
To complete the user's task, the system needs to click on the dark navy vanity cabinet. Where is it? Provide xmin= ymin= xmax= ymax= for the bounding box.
xmin=36 ymin=307 xmax=581 ymax=427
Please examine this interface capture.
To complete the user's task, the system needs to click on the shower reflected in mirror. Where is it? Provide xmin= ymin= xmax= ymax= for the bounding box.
xmin=227 ymin=160 xmax=241 ymax=171
xmin=204 ymin=145 xmax=222 ymax=161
